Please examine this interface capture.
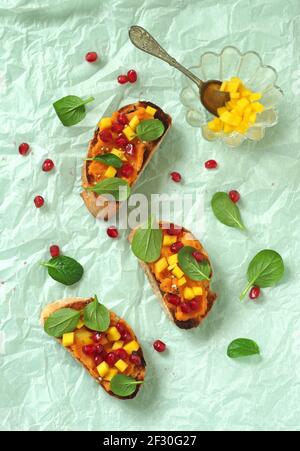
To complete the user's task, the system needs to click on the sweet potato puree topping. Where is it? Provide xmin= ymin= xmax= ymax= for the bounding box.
xmin=149 ymin=225 xmax=211 ymax=322
xmin=87 ymin=104 xmax=158 ymax=187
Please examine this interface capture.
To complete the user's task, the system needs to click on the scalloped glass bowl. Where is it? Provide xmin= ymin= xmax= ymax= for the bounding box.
xmin=180 ymin=46 xmax=283 ymax=148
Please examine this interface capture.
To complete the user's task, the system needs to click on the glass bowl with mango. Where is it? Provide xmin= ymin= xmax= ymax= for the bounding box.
xmin=180 ymin=46 xmax=283 ymax=148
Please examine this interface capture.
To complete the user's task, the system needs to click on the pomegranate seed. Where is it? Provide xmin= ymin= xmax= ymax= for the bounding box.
xmin=170 ymin=241 xmax=184 ymax=253
xmin=99 ymin=129 xmax=112 ymax=142
xmin=94 ymin=344 xmax=105 ymax=355
xmin=92 ymin=332 xmax=104 ymax=343
xmin=85 ymin=51 xmax=98 ymax=63
xmin=125 ymin=143 xmax=136 ymax=157
xmin=170 ymin=171 xmax=182 ymax=183
xmin=82 ymin=344 xmax=95 ymax=356
xmin=34 ymin=195 xmax=44 ymax=208
xmin=205 ymin=159 xmax=218 ymax=170
xmin=111 ymin=122 xmax=124 ymax=133
xmin=129 ymin=352 xmax=142 ymax=366
xmin=42 ymin=159 xmax=55 ymax=172
xmin=167 ymin=223 xmax=182 ymax=236
xmin=18 ymin=143 xmax=30 ymax=156
xmin=116 ymin=322 xmax=126 ymax=334
xmin=50 ymin=245 xmax=60 ymax=258
xmin=189 ymin=297 xmax=200 ymax=311
xmin=94 ymin=354 xmax=104 ymax=365
xmin=107 ymin=226 xmax=119 ymax=238
xmin=106 ymin=352 xmax=118 ymax=366
xmin=127 ymin=69 xmax=138 ymax=83
xmin=115 ymin=135 xmax=128 ymax=147
xmin=117 ymin=75 xmax=128 ymax=85
xmin=153 ymin=340 xmax=166 ymax=353
xmin=121 ymin=331 xmax=132 ymax=343
xmin=115 ymin=348 xmax=128 ymax=360
xmin=180 ymin=302 xmax=191 ymax=314
xmin=229 ymin=190 xmax=240 ymax=203
xmin=249 ymin=286 xmax=261 ymax=300
xmin=117 ymin=113 xmax=129 ymax=125
xmin=192 ymin=251 xmax=205 ymax=262
xmin=119 ymin=162 xmax=134 ymax=178
xmin=166 ymin=293 xmax=181 ymax=306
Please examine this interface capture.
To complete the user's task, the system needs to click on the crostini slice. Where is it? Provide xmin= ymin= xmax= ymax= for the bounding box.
xmin=82 ymin=101 xmax=172 ymax=220
xmin=41 ymin=297 xmax=146 ymax=399
xmin=129 ymin=222 xmax=217 ymax=329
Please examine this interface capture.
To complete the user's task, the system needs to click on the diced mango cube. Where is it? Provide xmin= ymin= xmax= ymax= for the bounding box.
xmin=236 ymin=122 xmax=249 ymax=134
xmin=251 ymin=102 xmax=265 ymax=113
xmin=99 ymin=117 xmax=112 ymax=130
xmin=145 ymin=105 xmax=157 ymax=116
xmin=240 ymin=88 xmax=252 ymax=98
xmin=75 ymin=329 xmax=93 ymax=345
xmin=230 ymin=92 xmax=240 ymax=99
xmin=177 ymin=276 xmax=187 ymax=287
xmin=111 ymin=148 xmax=126 ymax=160
xmin=220 ymin=81 xmax=227 ymax=92
xmin=97 ymin=361 xmax=109 ymax=377
xmin=115 ymin=359 xmax=128 ymax=373
xmin=62 ymin=332 xmax=74 ymax=347
xmin=167 ymin=254 xmax=178 ymax=266
xmin=129 ymin=115 xmax=140 ymax=131
xmin=155 ymin=257 xmax=168 ymax=274
xmin=227 ymin=80 xmax=240 ymax=93
xmin=220 ymin=112 xmax=241 ymax=126
xmin=123 ymin=340 xmax=140 ymax=354
xmin=193 ymin=287 xmax=203 ymax=296
xmin=107 ymin=326 xmax=121 ymax=342
xmin=249 ymin=112 xmax=257 ymax=124
xmin=224 ymin=124 xmax=234 ymax=133
xmin=217 ymin=107 xmax=227 ymax=117
xmin=104 ymin=166 xmax=117 ymax=178
xmin=123 ymin=126 xmax=136 ymax=141
xmin=208 ymin=118 xmax=223 ymax=132
xmin=183 ymin=287 xmax=195 ymax=301
xmin=112 ymin=340 xmax=124 ymax=350
xmin=76 ymin=319 xmax=84 ymax=329
xmin=104 ymin=368 xmax=118 ymax=381
xmin=237 ymin=98 xmax=250 ymax=110
xmin=167 ymin=264 xmax=176 ymax=271
xmin=163 ymin=235 xmax=177 ymax=246
xmin=172 ymin=265 xmax=184 ymax=279
xmin=249 ymin=92 xmax=262 ymax=101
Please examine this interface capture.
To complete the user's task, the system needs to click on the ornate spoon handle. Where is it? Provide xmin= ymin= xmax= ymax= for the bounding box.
xmin=129 ymin=26 xmax=202 ymax=88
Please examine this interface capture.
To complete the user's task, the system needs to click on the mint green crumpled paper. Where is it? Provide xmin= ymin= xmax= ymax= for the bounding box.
xmin=1 ymin=0 xmax=300 ymax=432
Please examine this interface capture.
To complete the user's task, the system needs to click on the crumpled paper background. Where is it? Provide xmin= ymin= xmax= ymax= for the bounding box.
xmin=1 ymin=0 xmax=300 ymax=431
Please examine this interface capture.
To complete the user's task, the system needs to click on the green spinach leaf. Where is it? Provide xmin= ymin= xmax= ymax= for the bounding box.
xmin=41 ymin=256 xmax=84 ymax=286
xmin=86 ymin=154 xmax=123 ymax=169
xmin=110 ymin=374 xmax=144 ymax=397
xmin=136 ymin=119 xmax=165 ymax=141
xmin=86 ymin=177 xmax=131 ymax=201
xmin=178 ymin=246 xmax=211 ymax=281
xmin=131 ymin=218 xmax=163 ymax=263
xmin=44 ymin=308 xmax=80 ymax=338
xmin=53 ymin=95 xmax=94 ymax=126
xmin=211 ymin=192 xmax=245 ymax=231
xmin=83 ymin=296 xmax=110 ymax=332
xmin=227 ymin=338 xmax=260 ymax=359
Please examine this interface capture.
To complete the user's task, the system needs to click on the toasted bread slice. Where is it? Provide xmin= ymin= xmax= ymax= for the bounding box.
xmin=40 ymin=297 xmax=146 ymax=399
xmin=81 ymin=101 xmax=172 ymax=220
xmin=129 ymin=222 xmax=217 ymax=329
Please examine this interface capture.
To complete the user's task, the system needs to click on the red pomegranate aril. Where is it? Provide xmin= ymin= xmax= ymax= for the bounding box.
xmin=111 ymin=122 xmax=124 ymax=133
xmin=119 ymin=163 xmax=134 ymax=178
xmin=99 ymin=129 xmax=112 ymax=143
xmin=167 ymin=223 xmax=182 ymax=236
xmin=34 ymin=195 xmax=44 ymax=208
xmin=166 ymin=293 xmax=181 ymax=306
xmin=18 ymin=143 xmax=30 ymax=156
xmin=107 ymin=226 xmax=119 ymax=239
xmin=192 ymin=251 xmax=205 ymax=262
xmin=82 ymin=344 xmax=95 ymax=356
xmin=94 ymin=344 xmax=105 ymax=355
xmin=121 ymin=331 xmax=132 ymax=343
xmin=205 ymin=159 xmax=218 ymax=170
xmin=170 ymin=241 xmax=184 ymax=253
xmin=117 ymin=113 xmax=129 ymax=125
xmin=249 ymin=286 xmax=261 ymax=300
xmin=125 ymin=143 xmax=136 ymax=157
xmin=116 ymin=322 xmax=126 ymax=334
xmin=92 ymin=332 xmax=104 ymax=343
xmin=115 ymin=135 xmax=128 ymax=147
xmin=117 ymin=74 xmax=128 ymax=85
xmin=127 ymin=69 xmax=138 ymax=83
xmin=180 ymin=302 xmax=191 ymax=314
xmin=106 ymin=352 xmax=118 ymax=366
xmin=42 ymin=159 xmax=55 ymax=172
xmin=94 ymin=354 xmax=104 ymax=365
xmin=85 ymin=52 xmax=98 ymax=63
xmin=189 ymin=297 xmax=200 ymax=311
xmin=229 ymin=190 xmax=240 ymax=203
xmin=50 ymin=245 xmax=60 ymax=258
xmin=170 ymin=171 xmax=182 ymax=183
xmin=153 ymin=340 xmax=166 ymax=353
xmin=115 ymin=348 xmax=128 ymax=360
xmin=129 ymin=352 xmax=141 ymax=366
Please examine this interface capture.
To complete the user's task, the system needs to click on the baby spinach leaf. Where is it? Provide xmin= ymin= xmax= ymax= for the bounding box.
xmin=136 ymin=119 xmax=165 ymax=141
xmin=131 ymin=218 xmax=163 ymax=263
xmin=53 ymin=95 xmax=94 ymax=126
xmin=41 ymin=256 xmax=84 ymax=286
xmin=85 ymin=177 xmax=131 ymax=201
xmin=178 ymin=246 xmax=211 ymax=281
xmin=240 ymin=249 xmax=284 ymax=300
xmin=211 ymin=192 xmax=245 ymax=231
xmin=86 ymin=154 xmax=123 ymax=169
xmin=110 ymin=374 xmax=144 ymax=397
xmin=227 ymin=338 xmax=260 ymax=359
xmin=83 ymin=296 xmax=110 ymax=332
xmin=44 ymin=308 xmax=80 ymax=338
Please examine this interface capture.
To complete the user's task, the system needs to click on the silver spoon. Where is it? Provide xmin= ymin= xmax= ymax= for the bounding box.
xmin=129 ymin=25 xmax=229 ymax=117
